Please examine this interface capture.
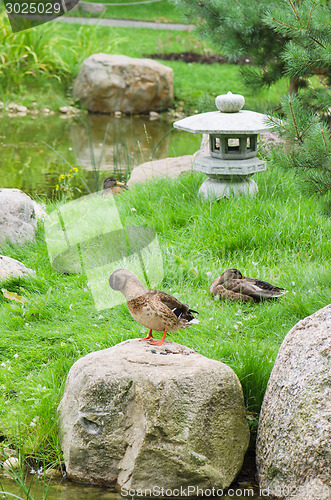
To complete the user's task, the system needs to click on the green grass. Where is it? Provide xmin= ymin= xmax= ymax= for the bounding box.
xmin=66 ymin=0 xmax=186 ymax=23
xmin=0 ymin=165 xmax=330 ymax=465
xmin=0 ymin=17 xmax=289 ymax=113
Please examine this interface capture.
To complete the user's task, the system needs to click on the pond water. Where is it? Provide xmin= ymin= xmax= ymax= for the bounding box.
xmin=0 ymin=475 xmax=268 ymax=500
xmin=0 ymin=113 xmax=202 ymax=199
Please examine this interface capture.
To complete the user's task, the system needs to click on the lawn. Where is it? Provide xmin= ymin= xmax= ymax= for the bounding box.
xmin=0 ymin=164 xmax=330 ymax=465
xmin=65 ymin=0 xmax=187 ymax=23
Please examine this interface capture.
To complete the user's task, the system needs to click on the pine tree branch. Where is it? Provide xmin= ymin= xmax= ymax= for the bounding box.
xmin=270 ymin=16 xmax=297 ymax=32
xmin=288 ymin=100 xmax=304 ymax=143
xmin=288 ymin=0 xmax=302 ymax=26
xmin=307 ymin=1 xmax=315 ymax=30
xmin=298 ymin=121 xmax=316 ymax=140
xmin=307 ymin=35 xmax=326 ymax=49
xmin=320 ymin=129 xmax=329 ymax=152
xmin=198 ymin=1 xmax=219 ymax=18
xmin=179 ymin=0 xmax=218 ymax=17
xmin=267 ymin=116 xmax=288 ymax=132
xmin=270 ymin=17 xmax=326 ymax=48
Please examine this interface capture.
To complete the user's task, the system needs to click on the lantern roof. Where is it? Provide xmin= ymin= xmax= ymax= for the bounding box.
xmin=173 ymin=109 xmax=271 ymax=135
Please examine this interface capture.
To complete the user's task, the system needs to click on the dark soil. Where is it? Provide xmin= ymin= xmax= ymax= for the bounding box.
xmin=147 ymin=51 xmax=252 ymax=65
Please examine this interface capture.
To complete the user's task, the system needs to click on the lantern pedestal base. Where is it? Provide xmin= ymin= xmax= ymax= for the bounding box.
xmin=198 ymin=177 xmax=258 ymax=200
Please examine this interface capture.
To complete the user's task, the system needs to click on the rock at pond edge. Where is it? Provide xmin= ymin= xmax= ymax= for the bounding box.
xmin=256 ymin=304 xmax=331 ymax=499
xmin=58 ymin=339 xmax=250 ymax=492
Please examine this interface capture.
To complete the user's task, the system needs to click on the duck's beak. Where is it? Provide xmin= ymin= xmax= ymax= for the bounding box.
xmin=116 ymin=180 xmax=128 ymax=188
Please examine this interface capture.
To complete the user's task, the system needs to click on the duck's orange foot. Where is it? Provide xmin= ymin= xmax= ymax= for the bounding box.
xmin=149 ymin=339 xmax=165 ymax=346
xmin=148 ymin=330 xmax=167 ymax=346
xmin=139 ymin=329 xmax=153 ymax=341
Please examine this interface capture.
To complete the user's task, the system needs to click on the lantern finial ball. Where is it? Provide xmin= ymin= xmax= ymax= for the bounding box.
xmin=215 ymin=92 xmax=245 ymax=113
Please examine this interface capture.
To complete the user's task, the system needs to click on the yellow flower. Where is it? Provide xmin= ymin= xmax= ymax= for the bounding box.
xmin=73 ymin=167 xmax=78 ymax=172
xmin=56 ymin=185 xmax=59 ymax=191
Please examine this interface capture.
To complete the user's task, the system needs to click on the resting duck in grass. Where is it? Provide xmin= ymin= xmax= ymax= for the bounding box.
xmin=210 ymin=268 xmax=287 ymax=302
xmin=109 ymin=269 xmax=198 ymax=346
xmin=103 ymin=176 xmax=128 ymax=194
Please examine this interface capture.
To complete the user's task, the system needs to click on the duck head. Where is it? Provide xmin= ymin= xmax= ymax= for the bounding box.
xmin=109 ymin=268 xmax=146 ymax=299
xmin=219 ymin=268 xmax=243 ymax=282
xmin=103 ymin=177 xmax=127 ymax=190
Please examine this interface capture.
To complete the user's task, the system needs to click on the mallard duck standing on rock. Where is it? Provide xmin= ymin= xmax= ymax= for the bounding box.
xmin=210 ymin=268 xmax=287 ymax=302
xmin=109 ymin=269 xmax=199 ymax=346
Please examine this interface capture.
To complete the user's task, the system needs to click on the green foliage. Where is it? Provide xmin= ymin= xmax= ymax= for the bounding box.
xmin=2 ymin=286 xmax=53 ymax=325
xmin=0 ymin=443 xmax=50 ymax=500
xmin=0 ymin=14 xmax=119 ymax=93
xmin=172 ymin=0 xmax=331 ymax=92
xmin=0 ymin=13 xmax=72 ymax=88
xmin=171 ymin=0 xmax=287 ymax=87
xmin=264 ymin=0 xmax=331 ymax=82
xmin=268 ymin=95 xmax=331 ymax=210
xmin=262 ymin=1 xmax=331 ymax=210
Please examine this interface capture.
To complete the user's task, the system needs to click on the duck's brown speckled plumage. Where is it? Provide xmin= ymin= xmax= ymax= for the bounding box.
xmin=210 ymin=268 xmax=287 ymax=302
xmin=109 ymin=269 xmax=198 ymax=345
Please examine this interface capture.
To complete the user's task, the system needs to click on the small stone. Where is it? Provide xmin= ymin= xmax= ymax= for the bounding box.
xmin=149 ymin=111 xmax=160 ymax=120
xmin=59 ymin=106 xmax=77 ymax=114
xmin=8 ymin=103 xmax=28 ymax=113
xmin=3 ymin=457 xmax=20 ymax=470
xmin=114 ymin=111 xmax=122 ymax=118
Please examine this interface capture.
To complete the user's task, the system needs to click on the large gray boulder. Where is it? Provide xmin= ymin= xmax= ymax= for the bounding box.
xmin=0 ymin=189 xmax=46 ymax=246
xmin=72 ymin=54 xmax=174 ymax=114
xmin=257 ymin=304 xmax=331 ymax=499
xmin=58 ymin=339 xmax=249 ymax=492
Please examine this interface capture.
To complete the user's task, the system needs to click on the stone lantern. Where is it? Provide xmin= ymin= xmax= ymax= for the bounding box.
xmin=173 ymin=92 xmax=271 ymax=199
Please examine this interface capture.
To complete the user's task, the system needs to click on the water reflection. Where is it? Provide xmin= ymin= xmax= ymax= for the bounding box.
xmin=0 ymin=113 xmax=201 ymax=199
xmin=0 ymin=475 xmax=120 ymax=500
xmin=70 ymin=114 xmax=173 ymax=172
xmin=0 ymin=476 xmax=267 ymax=500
